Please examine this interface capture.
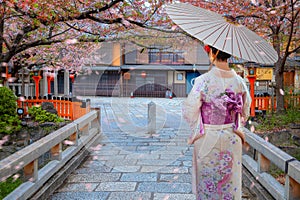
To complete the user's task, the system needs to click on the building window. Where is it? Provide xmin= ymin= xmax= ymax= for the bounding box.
xmin=149 ymin=49 xmax=184 ymax=64
xmin=177 ymin=73 xmax=183 ymax=80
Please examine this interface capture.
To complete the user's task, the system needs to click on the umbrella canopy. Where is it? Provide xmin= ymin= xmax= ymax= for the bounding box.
xmin=166 ymin=3 xmax=278 ymax=65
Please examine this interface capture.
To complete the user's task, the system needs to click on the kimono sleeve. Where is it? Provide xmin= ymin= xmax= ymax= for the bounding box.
xmin=182 ymin=77 xmax=205 ymax=144
xmin=240 ymin=78 xmax=252 ymax=122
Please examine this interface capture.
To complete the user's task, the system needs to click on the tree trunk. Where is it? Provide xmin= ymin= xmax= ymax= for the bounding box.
xmin=0 ymin=22 xmax=3 ymax=56
xmin=272 ymin=26 xmax=286 ymax=113
xmin=274 ymin=59 xmax=285 ymax=113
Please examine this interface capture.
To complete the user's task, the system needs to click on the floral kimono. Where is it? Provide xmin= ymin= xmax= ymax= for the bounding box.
xmin=183 ymin=67 xmax=251 ymax=200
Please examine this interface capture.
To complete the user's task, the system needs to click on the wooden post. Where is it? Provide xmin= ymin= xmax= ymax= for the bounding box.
xmin=288 ymin=177 xmax=300 ymax=199
xmin=24 ymin=159 xmax=38 ymax=181
xmin=265 ymin=96 xmax=270 ymax=111
xmin=56 ymin=98 xmax=61 ymax=116
xmin=68 ymin=100 xmax=72 ymax=120
xmin=91 ymin=107 xmax=101 ymax=130
xmin=51 ymin=143 xmax=62 ymax=160
xmin=47 ymin=75 xmax=54 ymax=94
xmin=258 ymin=153 xmax=270 ymax=173
xmin=69 ymin=132 xmax=78 ymax=145
xmin=32 ymin=76 xmax=42 ymax=97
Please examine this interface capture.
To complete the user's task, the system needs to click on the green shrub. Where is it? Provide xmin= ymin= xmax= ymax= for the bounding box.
xmin=28 ymin=106 xmax=64 ymax=124
xmin=0 ymin=177 xmax=22 ymax=199
xmin=256 ymin=108 xmax=300 ymax=132
xmin=0 ymin=87 xmax=21 ymax=135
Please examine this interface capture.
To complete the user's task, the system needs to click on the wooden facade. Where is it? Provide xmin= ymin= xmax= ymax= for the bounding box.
xmin=73 ymin=40 xmax=210 ymax=97
xmin=284 ymin=71 xmax=295 ymax=87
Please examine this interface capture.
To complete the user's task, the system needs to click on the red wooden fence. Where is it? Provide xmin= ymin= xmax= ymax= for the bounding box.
xmin=254 ymin=95 xmax=300 ymax=111
xmin=16 ymin=95 xmax=299 ymax=120
xmin=17 ymin=99 xmax=90 ymax=121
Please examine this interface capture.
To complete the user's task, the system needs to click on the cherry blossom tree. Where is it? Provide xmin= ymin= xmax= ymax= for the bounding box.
xmin=171 ymin=0 xmax=299 ymax=112
xmin=0 ymin=0 xmax=169 ymax=76
xmin=3 ymin=0 xmax=298 ymax=112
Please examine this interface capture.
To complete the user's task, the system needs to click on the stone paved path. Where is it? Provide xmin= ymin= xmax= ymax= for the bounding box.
xmin=50 ymin=97 xmax=255 ymax=200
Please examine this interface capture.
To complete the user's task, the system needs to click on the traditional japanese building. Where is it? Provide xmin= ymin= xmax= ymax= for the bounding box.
xmin=73 ymin=39 xmax=211 ymax=97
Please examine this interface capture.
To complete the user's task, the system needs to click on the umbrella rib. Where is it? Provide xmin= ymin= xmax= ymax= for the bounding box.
xmin=167 ymin=11 xmax=220 ymax=19
xmin=180 ymin=21 xmax=225 ymax=32
xmin=168 ymin=5 xmax=222 ymax=20
xmin=252 ymin=34 xmax=278 ymax=63
xmin=237 ymin=27 xmax=277 ymax=64
xmin=238 ymin=28 xmax=262 ymax=63
xmin=175 ymin=20 xmax=223 ymax=27
xmin=194 ymin=23 xmax=227 ymax=41
xmin=208 ymin=23 xmax=231 ymax=50
xmin=234 ymin=27 xmax=249 ymax=60
xmin=248 ymin=33 xmax=271 ymax=64
xmin=168 ymin=15 xmax=210 ymax=19
xmin=220 ymin=24 xmax=231 ymax=51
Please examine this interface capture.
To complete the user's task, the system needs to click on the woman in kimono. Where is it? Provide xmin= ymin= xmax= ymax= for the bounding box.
xmin=183 ymin=45 xmax=251 ymax=200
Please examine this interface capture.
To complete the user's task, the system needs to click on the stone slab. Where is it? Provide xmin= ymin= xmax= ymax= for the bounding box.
xmin=137 ymin=182 xmax=191 ymax=193
xmin=120 ymin=173 xmax=157 ymax=182
xmin=95 ymin=182 xmax=136 ymax=192
xmin=137 ymin=159 xmax=175 ymax=166
xmin=57 ymin=183 xmax=99 ymax=192
xmin=74 ymin=166 xmax=112 ymax=174
xmin=111 ymin=165 xmax=141 ymax=173
xmin=51 ymin=192 xmax=109 ymax=200
xmin=67 ymin=173 xmax=121 ymax=183
xmin=108 ymin=192 xmax=151 ymax=200
xmin=141 ymin=166 xmax=189 ymax=173
xmin=159 ymin=174 xmax=192 ymax=183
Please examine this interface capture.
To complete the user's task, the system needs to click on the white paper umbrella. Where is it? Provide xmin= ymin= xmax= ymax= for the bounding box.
xmin=166 ymin=3 xmax=278 ymax=65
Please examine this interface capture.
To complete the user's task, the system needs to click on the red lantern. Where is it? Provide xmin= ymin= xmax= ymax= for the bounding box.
xmin=141 ymin=71 xmax=147 ymax=78
xmin=69 ymin=73 xmax=75 ymax=83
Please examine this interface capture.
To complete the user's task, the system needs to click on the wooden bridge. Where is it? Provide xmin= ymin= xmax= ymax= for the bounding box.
xmin=0 ymin=98 xmax=299 ymax=200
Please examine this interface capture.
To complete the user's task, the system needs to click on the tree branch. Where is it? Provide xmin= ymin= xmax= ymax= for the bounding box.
xmin=125 ymin=19 xmax=186 ymax=35
xmin=65 ymin=22 xmax=102 ymax=36
xmin=77 ymin=0 xmax=124 ymax=18
xmin=46 ymin=27 xmax=72 ymax=40
xmin=0 ymin=34 xmax=11 ymax=51
xmin=86 ymin=15 xmax=123 ymax=24
xmin=10 ymin=25 xmax=39 ymax=52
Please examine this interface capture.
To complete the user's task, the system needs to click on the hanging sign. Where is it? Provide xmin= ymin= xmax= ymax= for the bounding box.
xmin=256 ymin=68 xmax=273 ymax=80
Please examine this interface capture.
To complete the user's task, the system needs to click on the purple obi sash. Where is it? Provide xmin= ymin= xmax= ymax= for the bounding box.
xmin=201 ymin=88 xmax=243 ymax=130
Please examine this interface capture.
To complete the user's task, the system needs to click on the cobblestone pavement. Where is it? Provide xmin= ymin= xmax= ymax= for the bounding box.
xmin=50 ymin=97 xmax=255 ymax=200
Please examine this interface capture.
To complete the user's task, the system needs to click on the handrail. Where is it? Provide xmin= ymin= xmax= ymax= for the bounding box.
xmin=242 ymin=128 xmax=300 ymax=200
xmin=0 ymin=110 xmax=100 ymax=200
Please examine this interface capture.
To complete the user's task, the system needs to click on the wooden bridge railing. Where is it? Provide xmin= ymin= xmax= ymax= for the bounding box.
xmin=0 ymin=110 xmax=101 ymax=200
xmin=17 ymin=97 xmax=91 ymax=121
xmin=243 ymin=128 xmax=300 ymax=200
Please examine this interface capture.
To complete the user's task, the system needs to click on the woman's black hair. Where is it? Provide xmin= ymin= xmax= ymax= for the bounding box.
xmin=209 ymin=45 xmax=231 ymax=61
